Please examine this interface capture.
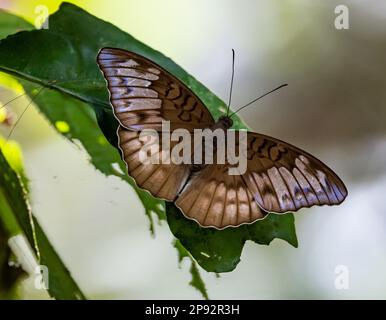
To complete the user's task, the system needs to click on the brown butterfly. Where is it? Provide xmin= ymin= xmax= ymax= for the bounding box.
xmin=97 ymin=47 xmax=347 ymax=229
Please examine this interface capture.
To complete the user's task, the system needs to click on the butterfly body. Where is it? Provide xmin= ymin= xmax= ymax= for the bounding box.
xmin=97 ymin=47 xmax=347 ymax=229
xmin=183 ymin=117 xmax=233 ymax=177
xmin=211 ymin=115 xmax=233 ymax=131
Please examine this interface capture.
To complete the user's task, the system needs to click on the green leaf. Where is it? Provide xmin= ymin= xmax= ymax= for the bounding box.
xmin=21 ymin=81 xmax=165 ymax=232
xmin=0 ymin=10 xmax=34 ymax=40
xmin=0 ymin=15 xmax=31 ymax=299
xmin=0 ymin=219 xmax=25 ymax=299
xmin=167 ymin=203 xmax=298 ymax=273
xmin=174 ymin=240 xmax=209 ymax=300
xmin=0 ymin=3 xmax=297 ymax=274
xmin=0 ymin=147 xmax=85 ymax=299
xmin=0 ymin=7 xmax=84 ymax=300
xmin=0 ymin=8 xmax=164 ymax=232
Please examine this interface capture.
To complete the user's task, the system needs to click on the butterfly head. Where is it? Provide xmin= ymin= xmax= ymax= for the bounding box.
xmin=217 ymin=115 xmax=233 ymax=129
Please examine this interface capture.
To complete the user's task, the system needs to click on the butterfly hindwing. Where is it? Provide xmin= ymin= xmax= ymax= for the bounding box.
xmin=97 ymin=48 xmax=215 ymax=132
xmin=175 ymin=163 xmax=267 ymax=229
xmin=118 ymin=127 xmax=191 ymax=201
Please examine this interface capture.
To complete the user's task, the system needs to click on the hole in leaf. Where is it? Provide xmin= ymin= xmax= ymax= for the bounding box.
xmin=111 ymin=162 xmax=124 ymax=175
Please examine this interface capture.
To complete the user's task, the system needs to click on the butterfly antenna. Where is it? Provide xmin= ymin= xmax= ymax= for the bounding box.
xmin=226 ymin=49 xmax=235 ymax=117
xmin=0 ymin=91 xmax=30 ymax=110
xmin=0 ymin=79 xmax=57 ymax=111
xmin=229 ymin=83 xmax=288 ymax=118
xmin=5 ymin=85 xmax=46 ymax=142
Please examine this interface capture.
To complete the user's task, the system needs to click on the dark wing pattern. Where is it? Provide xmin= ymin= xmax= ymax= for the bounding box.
xmin=176 ymin=131 xmax=347 ymax=228
xmin=241 ymin=132 xmax=347 ymax=213
xmin=175 ymin=163 xmax=267 ymax=229
xmin=97 ymin=48 xmax=215 ymax=132
xmin=118 ymin=128 xmax=191 ymax=201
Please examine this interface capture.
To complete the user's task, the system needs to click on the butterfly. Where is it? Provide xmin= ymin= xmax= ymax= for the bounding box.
xmin=97 ymin=47 xmax=347 ymax=229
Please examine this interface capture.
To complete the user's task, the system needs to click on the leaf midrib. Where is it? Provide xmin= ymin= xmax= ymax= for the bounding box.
xmin=0 ymin=65 xmax=110 ymax=108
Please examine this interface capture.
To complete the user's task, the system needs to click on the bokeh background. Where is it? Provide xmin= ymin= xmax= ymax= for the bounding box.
xmin=1 ymin=0 xmax=386 ymax=299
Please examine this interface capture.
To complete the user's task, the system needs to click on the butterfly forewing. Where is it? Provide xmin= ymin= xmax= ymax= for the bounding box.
xmin=242 ymin=132 xmax=347 ymax=213
xmin=97 ymin=48 xmax=215 ymax=132
xmin=175 ymin=132 xmax=347 ymax=228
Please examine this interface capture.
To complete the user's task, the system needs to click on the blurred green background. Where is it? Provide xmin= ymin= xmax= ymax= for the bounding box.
xmin=1 ymin=0 xmax=386 ymax=299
